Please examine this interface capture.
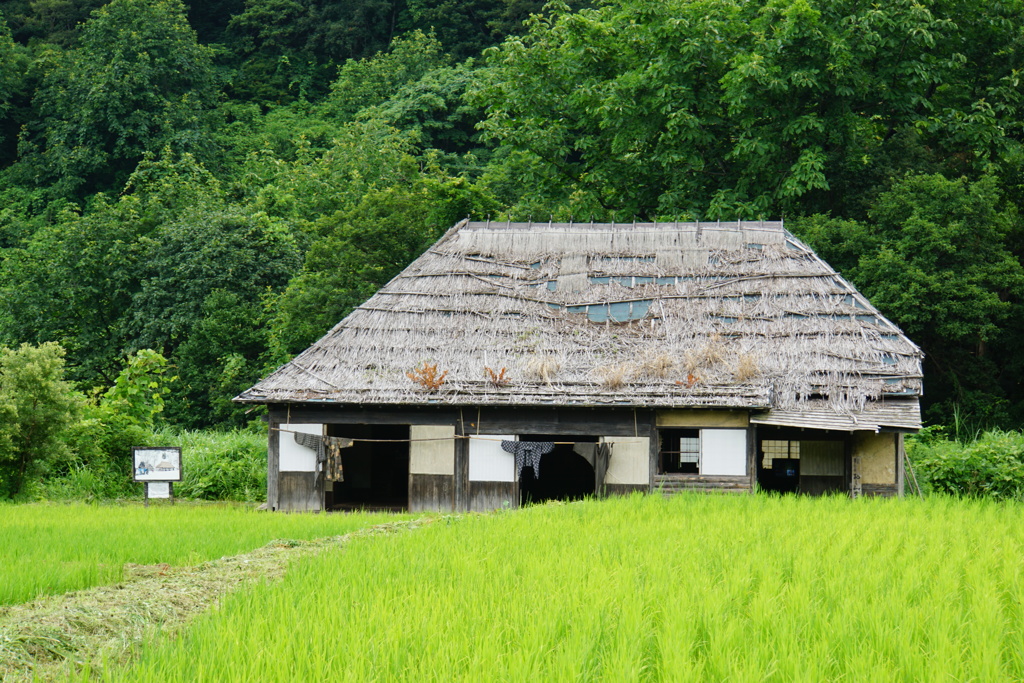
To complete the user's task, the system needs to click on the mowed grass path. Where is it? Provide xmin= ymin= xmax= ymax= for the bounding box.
xmin=0 ymin=504 xmax=408 ymax=606
xmin=109 ymin=494 xmax=1024 ymax=682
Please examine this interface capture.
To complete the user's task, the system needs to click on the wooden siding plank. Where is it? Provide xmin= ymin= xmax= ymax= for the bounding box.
xmin=654 ymin=473 xmax=753 ymax=494
xmin=454 ymin=416 xmax=469 ymax=511
xmin=468 ymin=481 xmax=516 ymax=511
xmin=409 ymin=473 xmax=455 ymax=512
xmin=278 ymin=472 xmax=319 ymax=512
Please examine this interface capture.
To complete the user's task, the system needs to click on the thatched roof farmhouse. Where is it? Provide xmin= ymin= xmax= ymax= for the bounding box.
xmin=237 ymin=220 xmax=922 ymax=511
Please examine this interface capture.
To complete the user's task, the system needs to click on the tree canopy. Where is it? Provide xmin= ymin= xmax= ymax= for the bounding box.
xmin=20 ymin=0 xmax=218 ymax=196
xmin=0 ymin=0 xmax=1021 ymax=431
xmin=471 ymin=0 xmax=1024 ymax=220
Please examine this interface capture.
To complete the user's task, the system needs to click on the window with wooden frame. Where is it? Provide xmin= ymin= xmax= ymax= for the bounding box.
xmin=659 ymin=428 xmax=748 ymax=476
xmin=659 ymin=428 xmax=700 ymax=473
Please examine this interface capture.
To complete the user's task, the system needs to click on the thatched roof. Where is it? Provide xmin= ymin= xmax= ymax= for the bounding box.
xmin=237 ymin=220 xmax=923 ymax=429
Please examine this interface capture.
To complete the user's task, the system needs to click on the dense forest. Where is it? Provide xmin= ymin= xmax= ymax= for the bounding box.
xmin=0 ymin=0 xmax=1022 ymax=491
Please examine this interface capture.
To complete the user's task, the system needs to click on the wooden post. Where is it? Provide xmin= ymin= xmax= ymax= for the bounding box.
xmin=267 ymin=406 xmax=283 ymax=511
xmin=848 ymin=435 xmax=861 ymax=498
xmin=747 ymin=424 xmax=757 ymax=493
xmin=648 ymin=416 xmax=659 ymax=494
xmin=454 ymin=417 xmax=469 ymax=512
xmin=896 ymin=433 xmax=906 ymax=498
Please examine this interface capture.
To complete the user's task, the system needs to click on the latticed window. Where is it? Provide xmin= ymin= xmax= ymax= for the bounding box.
xmin=762 ymin=440 xmax=799 ymax=469
xmin=678 ymin=436 xmax=700 ymax=470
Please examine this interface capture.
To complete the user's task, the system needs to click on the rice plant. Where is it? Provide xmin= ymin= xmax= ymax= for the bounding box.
xmin=108 ymin=494 xmax=1024 ymax=681
xmin=0 ymin=503 xmax=407 ymax=606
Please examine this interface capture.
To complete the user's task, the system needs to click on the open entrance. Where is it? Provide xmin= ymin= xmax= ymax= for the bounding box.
xmin=324 ymin=424 xmax=409 ymax=511
xmin=518 ymin=435 xmax=598 ymax=505
xmin=756 ymin=428 xmax=847 ymax=495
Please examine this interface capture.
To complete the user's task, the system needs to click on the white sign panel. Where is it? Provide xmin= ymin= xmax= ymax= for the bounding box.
xmin=280 ymin=423 xmax=322 ymax=472
xmin=700 ymin=429 xmax=747 ymax=476
xmin=147 ymin=482 xmax=171 ymax=499
xmin=469 ymin=436 xmax=515 ymax=482
xmin=133 ymin=447 xmax=182 ymax=482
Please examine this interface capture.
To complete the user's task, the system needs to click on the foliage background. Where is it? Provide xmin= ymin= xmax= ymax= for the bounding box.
xmin=1 ymin=0 xmax=1022 ymax=498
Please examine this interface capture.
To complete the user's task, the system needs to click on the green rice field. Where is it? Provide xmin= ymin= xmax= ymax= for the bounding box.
xmin=101 ymin=494 xmax=1024 ymax=681
xmin=0 ymin=503 xmax=407 ymax=606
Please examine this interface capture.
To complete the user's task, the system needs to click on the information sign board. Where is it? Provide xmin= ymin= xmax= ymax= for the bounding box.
xmin=132 ymin=447 xmax=182 ymax=482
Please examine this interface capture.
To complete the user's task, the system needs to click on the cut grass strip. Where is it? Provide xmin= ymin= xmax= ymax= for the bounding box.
xmin=0 ymin=503 xmax=412 ymax=605
xmin=0 ymin=519 xmax=429 ymax=682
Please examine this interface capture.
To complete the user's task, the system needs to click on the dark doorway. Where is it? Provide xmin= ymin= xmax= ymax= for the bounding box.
xmin=756 ymin=427 xmax=848 ymax=495
xmin=518 ymin=435 xmax=597 ymax=505
xmin=325 ymin=424 xmax=409 ymax=511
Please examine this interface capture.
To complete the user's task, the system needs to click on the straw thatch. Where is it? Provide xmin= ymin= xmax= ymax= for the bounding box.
xmin=236 ymin=220 xmax=923 ymax=426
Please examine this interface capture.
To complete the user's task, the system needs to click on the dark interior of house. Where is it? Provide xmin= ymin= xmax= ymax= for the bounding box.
xmin=518 ymin=434 xmax=597 ymax=505
xmin=325 ymin=424 xmax=409 ymax=511
xmin=756 ymin=427 xmax=847 ymax=495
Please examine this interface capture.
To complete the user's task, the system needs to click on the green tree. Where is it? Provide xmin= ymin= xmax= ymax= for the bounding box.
xmin=129 ymin=207 xmax=301 ymax=356
xmin=0 ymin=10 xmax=30 ymax=167
xmin=100 ymin=349 xmax=172 ymax=428
xmin=0 ymin=342 xmax=81 ymax=498
xmin=401 ymin=0 xmax=595 ymax=60
xmin=22 ymin=0 xmax=219 ymax=196
xmin=171 ymin=290 xmax=270 ymax=427
xmin=360 ymin=59 xmax=487 ymax=165
xmin=236 ymin=118 xmax=420 ymax=227
xmin=472 ymin=0 xmax=1024 ymax=219
xmin=0 ymin=199 xmax=146 ymax=384
xmin=325 ymin=30 xmax=449 ymax=122
xmin=53 ymin=349 xmax=174 ymax=497
xmin=795 ymin=174 xmax=1024 ymax=427
xmin=269 ymin=172 xmax=497 ymax=355
xmin=225 ymin=0 xmax=404 ymax=102
xmin=471 ymin=0 xmax=745 ymax=219
xmin=4 ymin=0 xmax=106 ymax=46
xmin=181 ymin=0 xmax=246 ymax=44
xmin=0 ymin=151 xmax=226 ymax=386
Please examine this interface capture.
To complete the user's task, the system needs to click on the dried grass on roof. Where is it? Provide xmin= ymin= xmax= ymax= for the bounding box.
xmin=237 ymin=221 xmax=923 ymax=422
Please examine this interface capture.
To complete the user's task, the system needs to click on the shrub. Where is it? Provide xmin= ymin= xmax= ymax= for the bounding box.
xmin=164 ymin=427 xmax=267 ymax=501
xmin=907 ymin=429 xmax=1024 ymax=500
xmin=0 ymin=342 xmax=81 ymax=499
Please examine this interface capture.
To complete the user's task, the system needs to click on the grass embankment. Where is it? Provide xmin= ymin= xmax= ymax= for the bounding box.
xmin=111 ymin=494 xmax=1024 ymax=681
xmin=0 ymin=503 xmax=409 ymax=606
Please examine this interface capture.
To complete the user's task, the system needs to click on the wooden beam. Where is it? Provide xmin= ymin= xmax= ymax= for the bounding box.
xmin=275 ymin=404 xmax=461 ymax=425
xmin=657 ymin=410 xmax=749 ymax=428
xmin=267 ymin=406 xmax=284 ymax=510
xmin=454 ymin=413 xmax=470 ymax=511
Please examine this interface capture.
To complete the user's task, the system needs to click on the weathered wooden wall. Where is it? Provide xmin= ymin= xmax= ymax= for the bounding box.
xmin=409 ymin=474 xmax=455 ymax=511
xmin=409 ymin=425 xmax=455 ymax=511
xmin=265 ymin=404 xmax=910 ymax=510
xmin=654 ymin=474 xmax=752 ymax=494
xmin=278 ymin=472 xmax=319 ymax=512
xmin=855 ymin=431 xmax=901 ymax=497
xmin=469 ymin=481 xmax=517 ymax=511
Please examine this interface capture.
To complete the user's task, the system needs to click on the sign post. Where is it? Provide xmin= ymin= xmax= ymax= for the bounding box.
xmin=132 ymin=447 xmax=182 ymax=506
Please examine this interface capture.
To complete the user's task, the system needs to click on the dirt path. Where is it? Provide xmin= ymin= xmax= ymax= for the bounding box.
xmin=0 ymin=519 xmax=429 ymax=682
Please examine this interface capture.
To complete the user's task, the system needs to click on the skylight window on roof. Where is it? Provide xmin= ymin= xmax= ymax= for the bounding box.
xmin=555 ymin=300 xmax=654 ymax=322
